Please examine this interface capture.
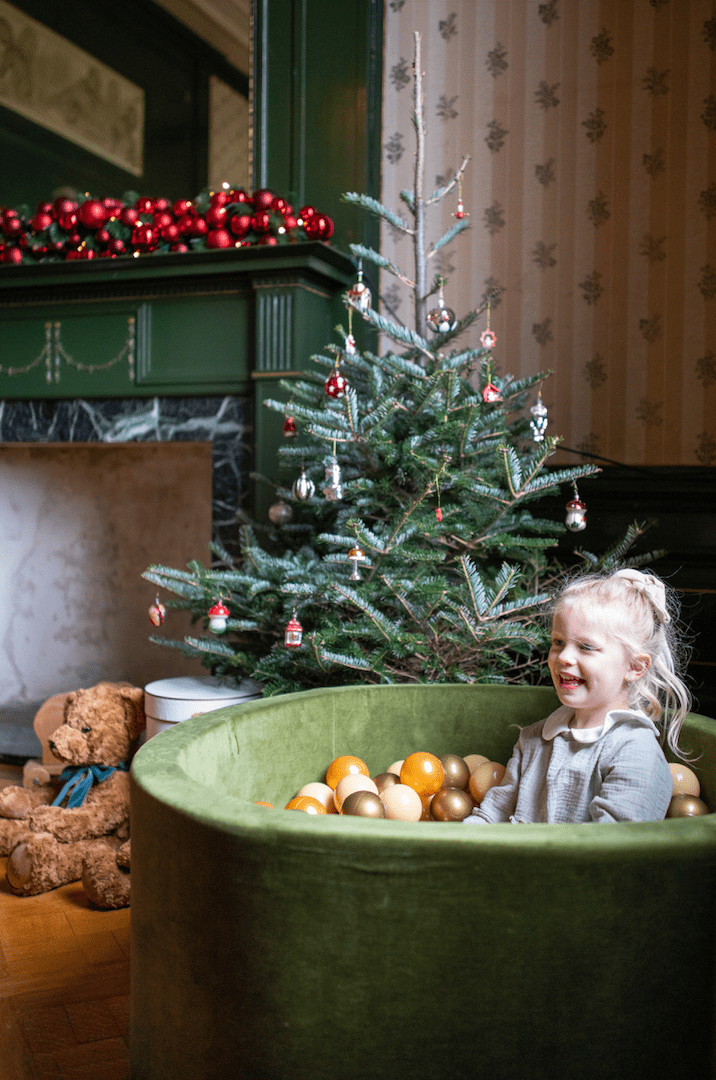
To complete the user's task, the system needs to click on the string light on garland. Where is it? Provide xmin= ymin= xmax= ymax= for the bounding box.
xmin=284 ymin=612 xmax=303 ymax=648
xmin=148 ymin=596 xmax=166 ymax=626
xmin=292 ymin=465 xmax=315 ymax=500
xmin=348 ymin=546 xmax=366 ymax=581
xmin=529 ymin=387 xmax=549 ymax=443
xmin=565 ymin=483 xmax=588 ymax=532
xmin=427 ymin=278 xmax=457 ymax=334
xmin=207 ymin=599 xmax=230 ymax=634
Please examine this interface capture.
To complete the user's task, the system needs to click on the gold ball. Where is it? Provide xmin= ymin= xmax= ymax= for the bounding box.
xmin=666 ymin=794 xmax=710 ymax=818
xmin=341 ymin=790 xmax=386 ymax=818
xmin=430 ymin=787 xmax=475 ymax=822
xmin=373 ymin=772 xmax=401 ymax=795
xmin=334 ymin=774 xmax=378 ymax=812
xmin=669 ymin=763 xmax=700 ymax=797
xmin=463 ymin=753 xmax=490 ymax=773
xmin=469 ymin=762 xmax=506 ymax=805
xmin=439 ymin=754 xmax=471 ymax=791
xmin=268 ymin=500 xmax=293 ymax=525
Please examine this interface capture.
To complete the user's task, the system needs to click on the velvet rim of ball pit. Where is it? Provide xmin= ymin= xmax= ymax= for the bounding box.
xmin=129 ymin=683 xmax=716 ymax=1080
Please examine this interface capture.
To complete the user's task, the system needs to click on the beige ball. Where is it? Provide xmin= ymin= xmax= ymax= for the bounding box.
xmin=297 ymin=781 xmax=338 ymax=813
xmin=334 ymin=773 xmax=378 ymax=812
xmin=469 ymin=762 xmax=506 ymax=805
xmin=464 ymin=754 xmax=490 ymax=773
xmin=387 ymin=759 xmax=404 ymax=777
xmin=381 ymin=783 xmax=422 ymax=821
xmin=669 ymin=763 xmax=700 ymax=797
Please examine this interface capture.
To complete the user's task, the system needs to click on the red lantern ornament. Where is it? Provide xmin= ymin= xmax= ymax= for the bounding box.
xmin=435 ymin=507 xmax=443 ymax=522
xmin=207 ymin=600 xmax=230 ymax=634
xmin=325 ymin=367 xmax=348 ymax=398
xmin=283 ymin=416 xmax=298 ymax=437
xmin=285 ymin=614 xmax=303 ymax=648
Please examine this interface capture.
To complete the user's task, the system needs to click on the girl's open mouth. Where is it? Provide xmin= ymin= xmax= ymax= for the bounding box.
xmin=559 ymin=675 xmax=585 ymax=689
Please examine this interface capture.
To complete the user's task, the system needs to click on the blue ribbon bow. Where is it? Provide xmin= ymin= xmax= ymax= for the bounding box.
xmin=52 ymin=762 xmax=129 ymax=809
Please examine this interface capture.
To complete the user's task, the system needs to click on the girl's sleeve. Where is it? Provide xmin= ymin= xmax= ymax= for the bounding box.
xmin=463 ymin=739 xmax=524 ymax=824
xmin=589 ymin=727 xmax=673 ymax=823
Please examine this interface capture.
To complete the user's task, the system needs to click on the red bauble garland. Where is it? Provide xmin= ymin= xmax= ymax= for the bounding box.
xmin=0 ymin=185 xmax=334 ymax=265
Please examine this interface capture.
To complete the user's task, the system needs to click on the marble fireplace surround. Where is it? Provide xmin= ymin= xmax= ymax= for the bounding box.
xmin=0 ymin=393 xmax=252 ymax=759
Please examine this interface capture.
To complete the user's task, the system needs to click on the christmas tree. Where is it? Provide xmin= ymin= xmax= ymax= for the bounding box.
xmin=144 ymin=31 xmax=603 ymax=697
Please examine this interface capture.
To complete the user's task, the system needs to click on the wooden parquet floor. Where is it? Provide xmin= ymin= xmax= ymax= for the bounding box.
xmin=0 ymin=855 xmax=131 ymax=1080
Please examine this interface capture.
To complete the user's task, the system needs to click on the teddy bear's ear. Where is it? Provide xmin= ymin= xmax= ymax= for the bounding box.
xmin=63 ymin=691 xmax=77 ymax=719
xmin=119 ymin=686 xmax=146 ymax=737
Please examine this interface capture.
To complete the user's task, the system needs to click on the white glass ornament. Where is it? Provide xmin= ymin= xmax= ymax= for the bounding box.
xmin=565 ymin=497 xmax=587 ymax=532
xmin=323 ymin=456 xmax=343 ymax=501
xmin=530 ymin=394 xmax=548 ymax=442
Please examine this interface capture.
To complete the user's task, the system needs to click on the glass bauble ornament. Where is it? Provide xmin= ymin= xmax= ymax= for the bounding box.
xmin=348 ymin=269 xmax=372 ymax=314
xmin=284 ymin=615 xmax=303 ymax=648
xmin=292 ymin=469 xmax=315 ymax=500
xmin=565 ymin=497 xmax=587 ymax=532
xmin=148 ymin=596 xmax=166 ymax=626
xmin=482 ymin=383 xmax=502 ymax=403
xmin=283 ymin=416 xmax=298 ymax=437
xmin=323 ymin=456 xmax=343 ymax=500
xmin=530 ymin=394 xmax=548 ymax=442
xmin=427 ymin=306 xmax=458 ymax=333
xmin=325 ymin=369 xmax=348 ymax=398
xmin=348 ymin=545 xmax=366 ymax=581
xmin=207 ymin=600 xmax=230 ymax=634
xmin=268 ymin=500 xmax=293 ymax=525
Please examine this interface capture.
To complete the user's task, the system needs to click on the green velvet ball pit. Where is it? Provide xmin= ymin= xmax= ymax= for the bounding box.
xmin=129 ymin=684 xmax=716 ymax=1080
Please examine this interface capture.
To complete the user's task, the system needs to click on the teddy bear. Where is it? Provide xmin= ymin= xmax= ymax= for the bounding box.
xmin=0 ymin=681 xmax=144 ymax=903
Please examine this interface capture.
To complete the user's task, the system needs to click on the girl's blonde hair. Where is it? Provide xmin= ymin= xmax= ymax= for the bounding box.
xmin=552 ymin=569 xmax=692 ymax=758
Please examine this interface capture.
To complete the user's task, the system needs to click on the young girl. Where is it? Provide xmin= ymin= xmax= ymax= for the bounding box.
xmin=464 ymin=568 xmax=692 ymax=825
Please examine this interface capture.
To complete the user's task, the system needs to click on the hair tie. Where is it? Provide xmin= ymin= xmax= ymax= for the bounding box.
xmin=612 ymin=569 xmax=670 ymax=624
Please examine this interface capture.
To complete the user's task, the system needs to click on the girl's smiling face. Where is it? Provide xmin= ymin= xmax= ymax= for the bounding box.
xmin=548 ymin=601 xmax=648 ymax=729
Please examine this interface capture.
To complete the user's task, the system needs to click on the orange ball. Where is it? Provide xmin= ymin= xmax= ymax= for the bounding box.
xmin=464 ymin=753 xmax=490 ymax=773
xmin=254 ymin=801 xmax=275 ymax=808
xmin=285 ymin=795 xmax=327 ymax=814
xmin=325 ymin=755 xmax=370 ymax=790
xmin=400 ymin=752 xmax=445 ymax=797
xmin=381 ymin=783 xmax=422 ymax=821
xmin=297 ymin=781 xmax=338 ymax=813
xmin=469 ymin=762 xmax=506 ymax=805
xmin=669 ymin=763 xmax=700 ymax=797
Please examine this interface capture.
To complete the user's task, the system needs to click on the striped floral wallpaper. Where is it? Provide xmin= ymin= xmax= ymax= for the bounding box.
xmin=380 ymin=0 xmax=716 ymax=467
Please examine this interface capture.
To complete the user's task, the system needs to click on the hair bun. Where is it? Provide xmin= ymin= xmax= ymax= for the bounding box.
xmin=612 ymin=569 xmax=670 ymax=624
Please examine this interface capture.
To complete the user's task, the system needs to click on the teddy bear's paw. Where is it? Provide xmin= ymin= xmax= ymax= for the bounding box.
xmin=82 ymin=843 xmax=131 ymax=909
xmin=6 ymin=833 xmax=91 ymax=896
xmin=0 ymin=785 xmax=54 ymax=820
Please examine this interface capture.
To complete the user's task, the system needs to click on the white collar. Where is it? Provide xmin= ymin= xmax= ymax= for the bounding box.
xmin=542 ymin=704 xmax=659 ymax=743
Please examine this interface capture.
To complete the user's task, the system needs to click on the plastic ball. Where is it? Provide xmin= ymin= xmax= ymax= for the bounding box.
xmin=325 ymin=755 xmax=370 ymax=790
xmin=373 ymin=772 xmax=401 ymax=795
xmin=78 ymin=199 xmax=108 ymax=229
xmin=32 ymin=211 xmax=53 ymax=232
xmin=253 ymin=188 xmax=275 ymax=210
xmin=469 ymin=762 xmax=506 ymax=804
xmin=206 ymin=228 xmax=233 ymax=249
xmin=205 ymin=205 xmax=227 ymax=228
xmin=341 ymin=790 xmax=386 ymax=818
xmin=666 ymin=794 xmax=710 ymax=818
xmin=670 ymin=763 xmax=700 ymax=797
xmin=251 ymin=210 xmax=271 ymax=233
xmin=439 ymin=754 xmax=471 ymax=791
xmin=464 ymin=754 xmax=490 ymax=773
xmin=400 ymin=752 xmax=445 ymax=797
xmin=285 ymin=795 xmax=327 ymax=815
xmin=189 ymin=217 xmax=208 ymax=238
xmin=431 ymin=787 xmax=475 ymax=822
xmin=297 ymin=782 xmax=337 ymax=813
xmin=381 ymin=783 xmax=422 ymax=821
xmin=254 ymin=801 xmax=275 ymax=808
xmin=230 ymin=213 xmax=252 ymax=237
xmin=387 ymin=760 xmax=404 ymax=777
xmin=334 ymin=773 xmax=378 ymax=812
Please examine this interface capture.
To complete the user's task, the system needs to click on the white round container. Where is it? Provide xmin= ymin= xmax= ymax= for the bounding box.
xmin=144 ymin=675 xmax=263 ymax=739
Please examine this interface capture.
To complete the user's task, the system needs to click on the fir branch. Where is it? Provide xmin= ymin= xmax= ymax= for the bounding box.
xmin=184 ymin=635 xmax=239 ymax=657
xmin=342 ymin=193 xmax=413 ymax=234
xmin=352 ymin=304 xmax=433 ymax=358
xmin=400 ymin=189 xmax=415 ymax=213
xmin=426 ymin=154 xmax=471 ymax=205
xmin=426 ymin=218 xmax=471 ymax=259
xmin=348 ymin=244 xmax=414 ymax=288
xmin=329 ymin=582 xmax=399 ymax=640
xmin=317 ymin=646 xmax=374 ymax=671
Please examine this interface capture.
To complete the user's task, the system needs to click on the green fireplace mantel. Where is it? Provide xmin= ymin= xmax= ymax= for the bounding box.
xmin=0 ymin=243 xmax=355 ymax=510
